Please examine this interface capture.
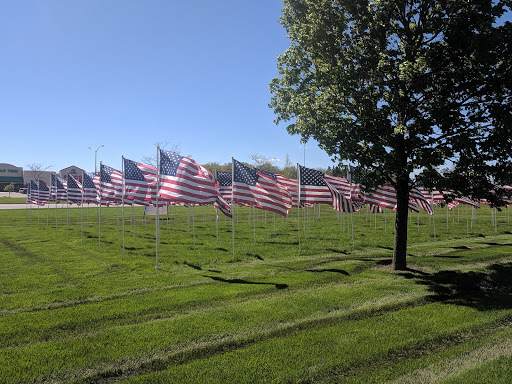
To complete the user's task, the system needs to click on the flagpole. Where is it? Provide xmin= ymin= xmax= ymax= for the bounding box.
xmin=81 ymin=171 xmax=84 ymax=245
xmin=232 ymin=157 xmax=235 ymax=261
xmin=297 ymin=163 xmax=301 ymax=253
xmin=99 ymin=162 xmax=102 ymax=250
xmin=54 ymin=176 xmax=58 ymax=232
xmin=47 ymin=190 xmax=49 ymax=229
xmin=431 ymin=192 xmax=436 ymax=239
xmin=253 ymin=206 xmax=256 ymax=245
xmin=155 ymin=146 xmax=160 ymax=270
xmin=192 ymin=204 xmax=196 ymax=250
xmin=66 ymin=201 xmax=69 ymax=240
xmin=122 ymin=156 xmax=125 ymax=258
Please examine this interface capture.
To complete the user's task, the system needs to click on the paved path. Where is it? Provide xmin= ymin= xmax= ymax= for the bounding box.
xmin=0 ymin=204 xmax=82 ymax=210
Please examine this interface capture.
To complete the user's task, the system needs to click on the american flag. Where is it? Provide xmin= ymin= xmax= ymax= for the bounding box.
xmin=158 ymin=150 xmax=218 ymax=205
xmin=363 ymin=184 xmax=397 ymax=210
xmin=215 ymin=171 xmax=232 ymax=203
xmin=50 ymin=174 xmax=57 ymax=201
xmin=324 ymin=178 xmax=357 ymax=212
xmin=369 ymin=204 xmax=383 ymax=213
xmin=410 ymin=186 xmax=434 ymax=215
xmin=202 ymin=169 xmax=231 ymax=218
xmin=298 ymin=165 xmax=332 ymax=205
xmin=456 ymin=197 xmax=480 ymax=208
xmin=66 ymin=173 xmax=83 ymax=204
xmin=420 ymin=189 xmax=445 ymax=203
xmin=27 ymin=179 xmax=39 ymax=205
xmin=50 ymin=174 xmax=66 ymax=201
xmin=100 ymin=163 xmax=123 ymax=202
xmin=363 ymin=184 xmax=432 ymax=214
xmin=275 ymin=174 xmax=299 ymax=206
xmin=55 ymin=176 xmax=67 ymax=201
xmin=37 ymin=179 xmax=50 ymax=205
xmin=82 ymin=172 xmax=98 ymax=203
xmin=299 ymin=165 xmax=352 ymax=205
xmin=232 ymin=159 xmax=292 ymax=216
xmin=123 ymin=158 xmax=157 ymax=205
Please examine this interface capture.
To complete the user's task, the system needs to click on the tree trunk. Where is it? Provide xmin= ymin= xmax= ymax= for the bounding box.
xmin=392 ymin=177 xmax=410 ymax=270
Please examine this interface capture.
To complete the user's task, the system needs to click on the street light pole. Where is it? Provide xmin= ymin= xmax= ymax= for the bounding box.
xmin=89 ymin=145 xmax=104 ymax=175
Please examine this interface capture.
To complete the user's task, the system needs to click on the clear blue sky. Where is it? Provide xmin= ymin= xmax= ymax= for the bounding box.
xmin=1 ymin=0 xmax=332 ymax=173
xmin=2 ymin=2 xmax=510 ymax=174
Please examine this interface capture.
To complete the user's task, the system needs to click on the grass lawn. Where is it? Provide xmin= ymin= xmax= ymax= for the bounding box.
xmin=1 ymin=204 xmax=511 ymax=383
xmin=0 ymin=197 xmax=28 ymax=204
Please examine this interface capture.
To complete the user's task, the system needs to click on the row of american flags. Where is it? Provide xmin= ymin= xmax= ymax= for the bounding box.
xmin=26 ymin=149 xmax=512 ymax=216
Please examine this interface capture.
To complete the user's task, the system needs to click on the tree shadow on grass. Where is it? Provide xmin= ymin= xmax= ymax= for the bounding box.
xmin=400 ymin=262 xmax=512 ymax=310
xmin=246 ymin=252 xmax=263 ymax=261
xmin=326 ymin=248 xmax=348 ymax=254
xmin=184 ymin=262 xmax=221 ymax=274
xmin=203 ymin=275 xmax=288 ymax=290
xmin=306 ymin=268 xmax=350 ymax=275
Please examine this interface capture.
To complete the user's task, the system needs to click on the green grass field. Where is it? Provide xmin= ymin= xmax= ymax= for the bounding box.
xmin=0 ymin=197 xmax=28 ymax=204
xmin=1 ymin=204 xmax=511 ymax=383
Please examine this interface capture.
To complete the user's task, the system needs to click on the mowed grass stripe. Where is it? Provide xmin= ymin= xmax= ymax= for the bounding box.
xmin=1 ymin=207 xmax=512 ymax=383
xmin=2 ymin=293 xmax=428 ymax=384
xmin=121 ymin=304 xmax=512 ymax=384
xmin=393 ymin=329 xmax=512 ymax=384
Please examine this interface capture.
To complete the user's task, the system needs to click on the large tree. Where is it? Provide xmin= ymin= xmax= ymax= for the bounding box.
xmin=270 ymin=0 xmax=512 ymax=270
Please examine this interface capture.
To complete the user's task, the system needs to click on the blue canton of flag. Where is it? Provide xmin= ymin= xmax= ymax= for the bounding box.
xmin=124 ymin=158 xmax=145 ymax=181
xmin=216 ymin=171 xmax=232 ymax=186
xmin=123 ymin=158 xmax=157 ymax=205
xmin=160 ymin=151 xmax=184 ymax=177
xmin=100 ymin=164 xmax=115 ymax=184
xmin=38 ymin=179 xmax=49 ymax=191
xmin=83 ymin=172 xmax=96 ymax=188
xmin=37 ymin=179 xmax=50 ymax=205
xmin=67 ymin=173 xmax=82 ymax=204
xmin=299 ymin=166 xmax=326 ymax=186
xmin=234 ymin=160 xmax=259 ymax=186
xmin=27 ymin=180 xmax=40 ymax=205
xmin=82 ymin=172 xmax=98 ymax=203
xmin=215 ymin=171 xmax=232 ymax=204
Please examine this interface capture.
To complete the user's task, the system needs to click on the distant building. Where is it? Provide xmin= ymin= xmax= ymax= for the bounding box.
xmin=59 ymin=165 xmax=85 ymax=184
xmin=23 ymin=171 xmax=54 ymax=186
xmin=0 ymin=163 xmax=24 ymax=190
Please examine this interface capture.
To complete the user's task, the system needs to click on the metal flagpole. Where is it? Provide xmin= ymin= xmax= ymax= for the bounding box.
xmin=446 ymin=204 xmax=449 ymax=232
xmin=55 ymin=189 xmax=58 ymax=232
xmin=232 ymin=157 xmax=235 ymax=260
xmin=66 ymin=201 xmax=69 ymax=239
xmin=297 ymin=163 xmax=301 ymax=253
xmin=122 ymin=156 xmax=125 ymax=258
xmin=99 ymin=162 xmax=102 ymax=250
xmin=47 ymin=196 xmax=49 ymax=230
xmin=351 ymin=209 xmax=355 ymax=249
xmin=431 ymin=192 xmax=436 ymax=239
xmin=253 ymin=206 xmax=256 ymax=245
xmin=132 ymin=204 xmax=136 ymax=239
xmin=192 ymin=205 xmax=196 ymax=250
xmin=155 ymin=146 xmax=160 ymax=269
xmin=81 ymin=171 xmax=84 ymax=245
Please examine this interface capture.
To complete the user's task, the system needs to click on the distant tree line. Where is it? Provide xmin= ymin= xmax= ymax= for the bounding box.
xmin=200 ymin=153 xmax=347 ymax=180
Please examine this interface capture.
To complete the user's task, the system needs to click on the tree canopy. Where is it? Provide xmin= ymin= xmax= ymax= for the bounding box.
xmin=270 ymin=0 xmax=512 ymax=269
